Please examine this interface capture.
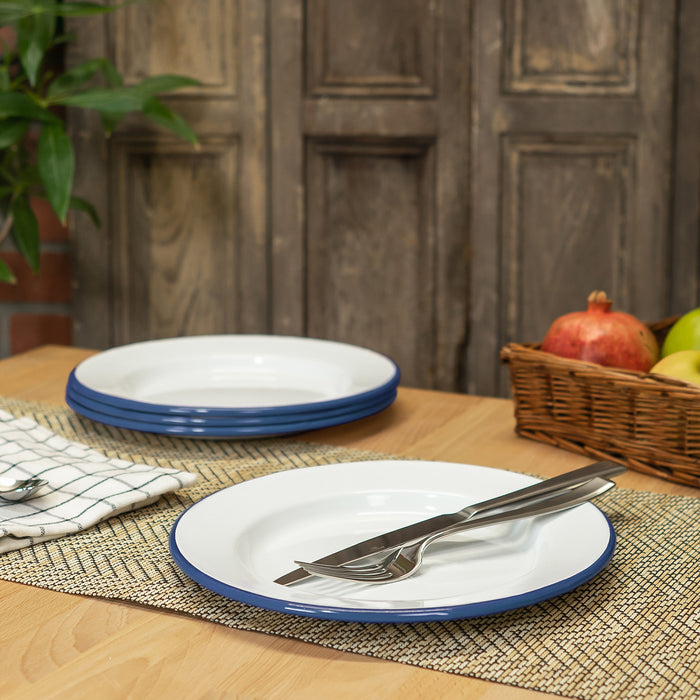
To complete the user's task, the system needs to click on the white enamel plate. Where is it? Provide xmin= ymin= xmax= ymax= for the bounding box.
xmin=169 ymin=461 xmax=616 ymax=623
xmin=71 ymin=335 xmax=400 ymax=416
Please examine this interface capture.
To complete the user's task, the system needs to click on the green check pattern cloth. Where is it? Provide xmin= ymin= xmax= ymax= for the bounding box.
xmin=0 ymin=408 xmax=196 ymax=552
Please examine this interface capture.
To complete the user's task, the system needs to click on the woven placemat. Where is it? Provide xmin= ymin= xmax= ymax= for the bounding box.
xmin=0 ymin=398 xmax=698 ymax=700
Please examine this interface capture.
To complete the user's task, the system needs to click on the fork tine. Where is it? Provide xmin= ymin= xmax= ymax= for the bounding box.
xmin=293 ymin=561 xmax=367 ymax=575
xmin=318 ymin=570 xmax=392 ymax=581
xmin=294 ymin=560 xmax=385 ymax=575
xmin=294 ymin=560 xmax=392 ymax=581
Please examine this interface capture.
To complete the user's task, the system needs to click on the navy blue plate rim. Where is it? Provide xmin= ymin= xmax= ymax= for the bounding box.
xmin=66 ymin=378 xmax=398 ymax=427
xmin=168 ymin=494 xmax=616 ymax=623
xmin=66 ymin=387 xmax=398 ymax=438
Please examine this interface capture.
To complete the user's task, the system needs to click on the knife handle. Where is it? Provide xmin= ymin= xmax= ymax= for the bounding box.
xmin=434 ymin=476 xmax=614 ymax=544
xmin=457 ymin=460 xmax=626 ymax=519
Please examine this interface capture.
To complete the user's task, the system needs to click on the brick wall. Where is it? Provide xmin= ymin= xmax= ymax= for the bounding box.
xmin=0 ymin=197 xmax=74 ymax=357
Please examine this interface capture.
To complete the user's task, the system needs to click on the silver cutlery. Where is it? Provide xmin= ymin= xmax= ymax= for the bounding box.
xmin=294 ymin=476 xmax=615 ymax=583
xmin=275 ymin=460 xmax=626 ymax=586
xmin=0 ymin=476 xmax=48 ymax=502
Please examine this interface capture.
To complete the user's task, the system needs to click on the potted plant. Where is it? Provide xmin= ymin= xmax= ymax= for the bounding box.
xmin=0 ymin=1 xmax=198 ymax=283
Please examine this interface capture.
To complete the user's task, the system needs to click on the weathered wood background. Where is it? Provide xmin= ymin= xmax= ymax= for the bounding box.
xmin=68 ymin=0 xmax=700 ymax=396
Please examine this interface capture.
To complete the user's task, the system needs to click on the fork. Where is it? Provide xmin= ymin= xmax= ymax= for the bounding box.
xmin=295 ymin=476 xmax=614 ymax=584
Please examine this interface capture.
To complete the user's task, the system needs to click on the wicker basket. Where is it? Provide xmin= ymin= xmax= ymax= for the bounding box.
xmin=500 ymin=318 xmax=700 ymax=488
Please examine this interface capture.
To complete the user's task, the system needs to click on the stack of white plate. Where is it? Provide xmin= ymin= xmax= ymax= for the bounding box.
xmin=65 ymin=335 xmax=400 ymax=438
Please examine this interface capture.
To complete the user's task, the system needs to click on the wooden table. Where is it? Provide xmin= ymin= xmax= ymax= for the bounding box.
xmin=1 ymin=345 xmax=696 ymax=699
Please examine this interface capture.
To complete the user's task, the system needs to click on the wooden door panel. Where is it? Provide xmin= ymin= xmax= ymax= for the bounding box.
xmin=504 ymin=0 xmax=638 ymax=95
xmin=113 ymin=142 xmax=238 ymax=343
xmin=306 ymin=0 xmax=436 ymax=97
xmin=114 ymin=0 xmax=237 ymax=95
xmin=502 ymin=136 xmax=635 ymax=343
xmin=306 ymin=140 xmax=436 ymax=388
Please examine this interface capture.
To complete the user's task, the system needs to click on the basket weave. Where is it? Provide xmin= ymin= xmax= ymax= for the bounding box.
xmin=500 ymin=318 xmax=700 ymax=488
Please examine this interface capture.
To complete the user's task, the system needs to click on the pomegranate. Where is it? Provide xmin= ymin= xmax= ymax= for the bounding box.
xmin=541 ymin=291 xmax=659 ymax=371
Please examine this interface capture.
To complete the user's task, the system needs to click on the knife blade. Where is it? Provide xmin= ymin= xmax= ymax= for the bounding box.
xmin=274 ymin=460 xmax=625 ymax=585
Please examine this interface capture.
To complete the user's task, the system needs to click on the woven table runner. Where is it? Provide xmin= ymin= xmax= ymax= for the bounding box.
xmin=0 ymin=397 xmax=698 ymax=700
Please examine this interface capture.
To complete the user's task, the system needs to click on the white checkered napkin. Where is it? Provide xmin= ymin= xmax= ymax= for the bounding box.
xmin=0 ymin=410 xmax=197 ymax=553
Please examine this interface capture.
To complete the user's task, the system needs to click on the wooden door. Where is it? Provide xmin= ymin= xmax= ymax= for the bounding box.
xmin=68 ymin=1 xmax=699 ymax=396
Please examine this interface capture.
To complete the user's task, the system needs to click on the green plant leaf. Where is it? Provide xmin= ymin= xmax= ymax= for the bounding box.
xmin=37 ymin=122 xmax=74 ymax=223
xmin=0 ymin=66 xmax=10 ymax=93
xmin=69 ymin=195 xmax=100 ymax=227
xmin=50 ymin=31 xmax=77 ymax=47
xmin=53 ymin=86 xmax=144 ymax=112
xmin=11 ymin=164 xmax=42 ymax=192
xmin=0 ymin=93 xmax=59 ymax=122
xmin=0 ymin=119 xmax=28 ymax=149
xmin=142 ymin=97 xmax=198 ymax=145
xmin=100 ymin=59 xmax=123 ymax=88
xmin=10 ymin=195 xmax=40 ymax=274
xmin=0 ymin=257 xmax=16 ymax=284
xmin=47 ymin=58 xmax=103 ymax=97
xmin=47 ymin=57 xmax=124 ymax=98
xmin=99 ymin=111 xmax=127 ymax=136
xmin=17 ymin=42 xmax=45 ymax=88
xmin=17 ymin=0 xmax=56 ymax=87
xmin=132 ymin=75 xmax=201 ymax=96
xmin=0 ymin=4 xmax=43 ymax=23
xmin=0 ymin=8 xmax=27 ymax=24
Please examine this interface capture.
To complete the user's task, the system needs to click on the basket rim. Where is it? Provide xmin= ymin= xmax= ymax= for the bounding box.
xmin=500 ymin=341 xmax=700 ymax=396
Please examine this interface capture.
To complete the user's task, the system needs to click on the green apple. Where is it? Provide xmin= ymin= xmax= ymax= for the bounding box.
xmin=650 ymin=350 xmax=700 ymax=385
xmin=662 ymin=307 xmax=700 ymax=357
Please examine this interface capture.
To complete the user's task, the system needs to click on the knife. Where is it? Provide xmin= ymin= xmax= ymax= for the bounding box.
xmin=274 ymin=460 xmax=626 ymax=585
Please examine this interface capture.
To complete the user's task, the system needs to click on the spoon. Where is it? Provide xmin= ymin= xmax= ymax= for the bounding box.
xmin=0 ymin=476 xmax=49 ymax=502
